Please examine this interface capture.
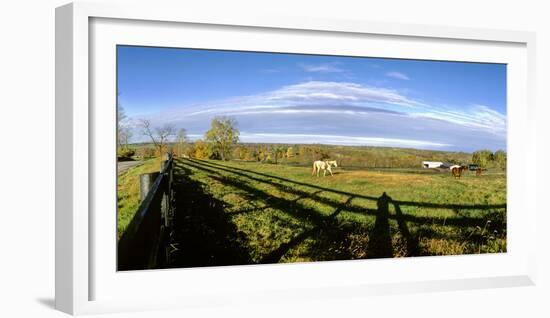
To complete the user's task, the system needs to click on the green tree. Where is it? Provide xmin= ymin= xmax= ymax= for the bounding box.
xmin=205 ymin=116 xmax=240 ymax=161
xmin=472 ymin=149 xmax=494 ymax=168
xmin=494 ymin=150 xmax=507 ymax=170
xmin=271 ymin=146 xmax=286 ymax=164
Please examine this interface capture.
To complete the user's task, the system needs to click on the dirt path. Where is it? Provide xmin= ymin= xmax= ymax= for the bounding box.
xmin=117 ymin=161 xmax=141 ymax=174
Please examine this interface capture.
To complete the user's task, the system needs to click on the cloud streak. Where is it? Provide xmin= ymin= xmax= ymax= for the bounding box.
xmin=132 ymin=80 xmax=506 ymax=151
xmin=386 ymin=71 xmax=410 ymax=80
xmin=265 ymin=81 xmax=420 ymax=107
xmin=239 ymin=133 xmax=451 ymax=148
xmin=299 ymin=63 xmax=344 ymax=73
xmin=411 ymin=104 xmax=506 ymax=134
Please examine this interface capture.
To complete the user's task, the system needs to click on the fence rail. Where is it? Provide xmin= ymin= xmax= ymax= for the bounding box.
xmin=118 ymin=154 xmax=174 ymax=271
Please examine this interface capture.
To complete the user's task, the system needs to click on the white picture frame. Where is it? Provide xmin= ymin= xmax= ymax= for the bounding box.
xmin=55 ymin=1 xmax=537 ymax=315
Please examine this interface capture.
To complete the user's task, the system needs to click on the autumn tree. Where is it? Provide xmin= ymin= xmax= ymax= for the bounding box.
xmin=243 ymin=149 xmax=255 ymax=161
xmin=192 ymin=140 xmax=211 ymax=159
xmin=232 ymin=146 xmax=249 ymax=160
xmin=257 ymin=145 xmax=269 ymax=162
xmin=232 ymin=147 xmax=242 ymax=160
xmin=205 ymin=116 xmax=240 ymax=161
xmin=494 ymin=150 xmax=507 ymax=170
xmin=271 ymin=146 xmax=286 ymax=164
xmin=286 ymin=146 xmax=295 ymax=159
xmin=472 ymin=149 xmax=494 ymax=168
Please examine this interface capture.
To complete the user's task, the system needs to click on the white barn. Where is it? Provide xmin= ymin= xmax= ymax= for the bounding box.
xmin=422 ymin=161 xmax=443 ymax=168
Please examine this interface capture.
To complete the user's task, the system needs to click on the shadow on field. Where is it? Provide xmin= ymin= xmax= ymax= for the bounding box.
xmin=169 ymin=163 xmax=252 ymax=268
xmin=366 ymin=192 xmax=419 ymax=258
xmin=169 ymin=159 xmax=506 ymax=266
xmin=186 ymin=159 xmax=505 ymax=226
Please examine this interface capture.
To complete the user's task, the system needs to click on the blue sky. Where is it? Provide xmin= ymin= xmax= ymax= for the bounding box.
xmin=118 ymin=45 xmax=507 ymax=152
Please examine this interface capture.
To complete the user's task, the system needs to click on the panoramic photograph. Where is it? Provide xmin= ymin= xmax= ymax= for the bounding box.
xmin=116 ymin=45 xmax=507 ymax=271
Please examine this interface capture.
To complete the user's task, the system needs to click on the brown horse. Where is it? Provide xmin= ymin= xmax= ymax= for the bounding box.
xmin=451 ymin=165 xmax=468 ymax=178
xmin=476 ymin=167 xmax=482 ymax=176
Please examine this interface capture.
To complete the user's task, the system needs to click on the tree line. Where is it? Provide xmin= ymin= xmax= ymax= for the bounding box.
xmin=472 ymin=149 xmax=507 ymax=170
xmin=117 ymin=112 xmax=506 ymax=170
xmin=117 ymin=113 xmax=241 ymax=162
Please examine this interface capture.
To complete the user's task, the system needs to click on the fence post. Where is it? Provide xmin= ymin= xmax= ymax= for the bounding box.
xmin=121 ymin=155 xmax=175 ymax=270
xmin=139 ymin=172 xmax=160 ymax=202
xmin=160 ymin=156 xmax=172 ymax=226
xmin=168 ymin=157 xmax=173 ymax=226
xmin=159 ymin=155 xmax=172 ymax=266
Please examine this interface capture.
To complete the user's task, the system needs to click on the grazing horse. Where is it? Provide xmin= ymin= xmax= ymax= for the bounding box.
xmin=476 ymin=167 xmax=482 ymax=176
xmin=450 ymin=165 xmax=468 ymax=178
xmin=312 ymin=160 xmax=338 ymax=177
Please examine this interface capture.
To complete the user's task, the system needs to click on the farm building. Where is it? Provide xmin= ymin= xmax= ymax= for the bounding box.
xmin=422 ymin=161 xmax=444 ymax=168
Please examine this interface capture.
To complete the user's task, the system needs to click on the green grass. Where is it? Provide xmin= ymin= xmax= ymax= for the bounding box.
xmin=117 ymin=158 xmax=163 ymax=240
xmin=174 ymin=158 xmax=506 ymax=263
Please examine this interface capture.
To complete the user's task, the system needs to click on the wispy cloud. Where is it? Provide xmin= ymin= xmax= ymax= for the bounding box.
xmin=227 ymin=105 xmax=399 ymax=117
xmin=299 ymin=62 xmax=344 ymax=73
xmin=132 ymin=80 xmax=506 ymax=151
xmin=265 ymin=81 xmax=420 ymax=107
xmin=176 ymin=81 xmax=421 ymax=117
xmin=411 ymin=104 xmax=506 ymax=134
xmin=239 ymin=133 xmax=451 ymax=148
xmin=386 ymin=71 xmax=410 ymax=80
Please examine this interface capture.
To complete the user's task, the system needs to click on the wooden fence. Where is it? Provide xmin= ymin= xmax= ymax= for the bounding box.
xmin=117 ymin=154 xmax=174 ymax=271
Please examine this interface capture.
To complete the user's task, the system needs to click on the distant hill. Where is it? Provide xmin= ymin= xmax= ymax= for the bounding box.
xmin=235 ymin=143 xmax=473 ymax=169
xmin=128 ymin=141 xmax=473 ymax=169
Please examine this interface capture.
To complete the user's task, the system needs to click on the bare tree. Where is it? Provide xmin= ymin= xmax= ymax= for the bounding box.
xmin=117 ymin=104 xmax=131 ymax=150
xmin=138 ymin=119 xmax=176 ymax=158
xmin=176 ymin=128 xmax=188 ymax=157
xmin=118 ymin=127 xmax=132 ymax=150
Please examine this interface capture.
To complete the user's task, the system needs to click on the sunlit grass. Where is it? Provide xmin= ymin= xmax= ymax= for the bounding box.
xmin=177 ymin=158 xmax=506 ymax=262
xmin=117 ymin=158 xmax=163 ymax=240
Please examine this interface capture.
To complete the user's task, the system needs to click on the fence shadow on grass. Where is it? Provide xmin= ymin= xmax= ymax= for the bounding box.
xmin=187 ymin=159 xmax=506 ymax=229
xmin=170 ymin=159 xmax=506 ymax=266
xmin=168 ymin=163 xmax=252 ymax=268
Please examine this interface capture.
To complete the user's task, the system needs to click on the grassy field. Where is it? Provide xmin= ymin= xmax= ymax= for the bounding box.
xmin=166 ymin=158 xmax=506 ymax=265
xmin=117 ymin=158 xmax=164 ymax=239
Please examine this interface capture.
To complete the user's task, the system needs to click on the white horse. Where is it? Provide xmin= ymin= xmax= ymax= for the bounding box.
xmin=312 ymin=160 xmax=338 ymax=177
